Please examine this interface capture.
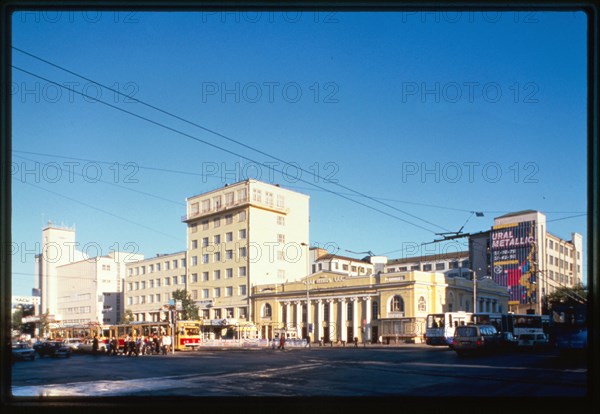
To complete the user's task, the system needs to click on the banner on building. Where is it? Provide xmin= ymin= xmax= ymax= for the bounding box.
xmin=490 ymin=220 xmax=537 ymax=305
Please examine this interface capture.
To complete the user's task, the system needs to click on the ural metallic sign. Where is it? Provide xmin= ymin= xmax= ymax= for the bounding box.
xmin=490 ymin=220 xmax=537 ymax=305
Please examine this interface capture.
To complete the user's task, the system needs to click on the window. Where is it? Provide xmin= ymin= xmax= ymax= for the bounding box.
xmin=202 ymin=272 xmax=209 ymax=281
xmin=213 ymin=195 xmax=222 ymax=209
xmin=237 ymin=188 xmax=247 ymax=202
xmin=239 ymin=266 xmax=247 ymax=277
xmin=156 ymin=263 xmax=161 ymax=272
xmin=164 ymin=277 xmax=170 ymax=286
xmin=418 ymin=296 xmax=426 ymax=312
xmin=202 ymin=254 xmax=209 ymax=264
xmin=128 ymin=282 xmax=133 ymax=291
xmin=226 ymin=268 xmax=233 ymax=278
xmin=435 ymin=263 xmax=445 ymax=270
xmin=277 ymin=234 xmax=285 ymax=243
xmin=214 ymin=309 xmax=222 ymax=319
xmin=226 ymin=232 xmax=233 ymax=242
xmin=347 ymin=301 xmax=353 ymax=320
xmin=149 ymin=264 xmax=154 ymax=273
xmin=191 ymin=223 xmax=198 ymax=233
xmin=214 ymin=288 xmax=221 ymax=297
xmin=238 ymin=211 xmax=246 ymax=222
xmin=225 ymin=286 xmax=233 ymax=297
xmin=214 ymin=270 xmax=221 ymax=280
xmin=399 ymin=266 xmax=407 ymax=271
xmin=192 ymin=256 xmax=198 ymax=266
xmin=225 ymin=192 xmax=234 ymax=206
xmin=253 ymin=188 xmax=262 ymax=202
xmin=156 ymin=278 xmax=161 ymax=287
xmin=226 ymin=249 xmax=233 ymax=260
xmin=201 ymin=199 xmax=210 ymax=213
xmin=202 ymin=237 xmax=209 ymax=247
xmin=165 ymin=261 xmax=170 ymax=270
xmin=214 ymin=234 xmax=221 ymax=244
xmin=181 ymin=275 xmax=186 ymax=285
xmin=239 ymin=229 xmax=247 ymax=239
xmin=276 ymin=195 xmax=285 ymax=208
xmin=372 ymin=301 xmax=378 ymax=319
xmin=192 ymin=290 xmax=198 ymax=300
xmin=239 ymin=285 xmax=247 ymax=296
xmin=191 ymin=240 xmax=198 ymax=249
xmin=411 ymin=265 xmax=420 ymax=271
xmin=238 ymin=307 xmax=247 ymax=319
xmin=262 ymin=303 xmax=272 ymax=317
xmin=148 ymin=294 xmax=154 ymax=303
xmin=225 ymin=214 xmax=233 ymax=224
xmin=239 ymin=247 xmax=247 ymax=258
xmin=226 ymin=308 xmax=234 ymax=318
xmin=156 ymin=293 xmax=161 ymax=302
xmin=192 ymin=273 xmax=198 ymax=283
xmin=134 ymin=282 xmax=139 ymax=290
xmin=277 ymin=216 xmax=285 ymax=225
xmin=265 ymin=191 xmax=273 ymax=206
xmin=191 ymin=202 xmax=199 ymax=214
xmin=141 ymin=281 xmax=146 ymax=289
xmin=149 ymin=279 xmax=154 ymax=288
xmin=202 ymin=220 xmax=209 ymax=230
xmin=391 ymin=295 xmax=404 ymax=312
xmin=203 ymin=289 xmax=209 ymax=299
xmin=213 ymin=217 xmax=221 ymax=228
xmin=423 ymin=264 xmax=432 ymax=271
xmin=173 ymin=260 xmax=178 ymax=269
xmin=214 ymin=252 xmax=221 ymax=262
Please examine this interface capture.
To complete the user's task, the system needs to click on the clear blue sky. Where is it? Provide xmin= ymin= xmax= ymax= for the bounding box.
xmin=10 ymin=10 xmax=588 ymax=297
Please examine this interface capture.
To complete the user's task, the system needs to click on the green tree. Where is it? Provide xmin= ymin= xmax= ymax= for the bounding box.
xmin=172 ymin=289 xmax=199 ymax=320
xmin=120 ymin=309 xmax=134 ymax=324
xmin=38 ymin=309 xmax=51 ymax=338
xmin=12 ymin=307 xmax=24 ymax=332
xmin=545 ymin=283 xmax=587 ymax=308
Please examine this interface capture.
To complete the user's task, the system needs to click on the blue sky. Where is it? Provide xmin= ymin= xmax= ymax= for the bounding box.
xmin=10 ymin=10 xmax=588 ymax=296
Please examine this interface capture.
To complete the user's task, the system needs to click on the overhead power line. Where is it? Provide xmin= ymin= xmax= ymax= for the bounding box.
xmin=12 ymin=46 xmax=451 ymax=234
xmin=12 ymin=64 xmax=442 ymax=235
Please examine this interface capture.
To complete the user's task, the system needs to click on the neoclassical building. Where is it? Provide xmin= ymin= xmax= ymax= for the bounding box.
xmin=251 ymin=269 xmax=509 ymax=344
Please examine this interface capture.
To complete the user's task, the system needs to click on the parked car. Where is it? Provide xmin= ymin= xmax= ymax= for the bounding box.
xmin=62 ymin=338 xmax=84 ymax=352
xmin=77 ymin=338 xmax=107 ymax=353
xmin=33 ymin=341 xmax=71 ymax=358
xmin=518 ymin=333 xmax=549 ymax=350
xmin=12 ymin=342 xmax=36 ymax=361
xmin=451 ymin=324 xmax=503 ymax=356
xmin=500 ymin=332 xmax=519 ymax=350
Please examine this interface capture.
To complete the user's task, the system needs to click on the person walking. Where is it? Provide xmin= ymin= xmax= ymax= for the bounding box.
xmin=279 ymin=335 xmax=285 ymax=350
xmin=92 ymin=334 xmax=99 ymax=356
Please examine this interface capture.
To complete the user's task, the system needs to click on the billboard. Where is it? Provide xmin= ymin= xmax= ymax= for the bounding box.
xmin=490 ymin=220 xmax=537 ymax=305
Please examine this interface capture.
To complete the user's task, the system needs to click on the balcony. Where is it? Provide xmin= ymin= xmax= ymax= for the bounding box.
xmin=182 ymin=198 xmax=289 ymax=222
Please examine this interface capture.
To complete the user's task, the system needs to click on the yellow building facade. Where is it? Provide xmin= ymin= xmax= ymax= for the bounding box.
xmin=251 ymin=270 xmax=509 ymax=344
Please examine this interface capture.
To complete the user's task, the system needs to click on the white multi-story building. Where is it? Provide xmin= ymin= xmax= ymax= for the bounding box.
xmin=182 ymin=179 xmax=310 ymax=323
xmin=309 ymin=248 xmax=374 ymax=277
xmin=491 ymin=210 xmax=583 ymax=314
xmin=385 ymin=251 xmax=472 ymax=278
xmin=124 ymin=251 xmax=187 ymax=322
xmin=35 ymin=224 xmax=143 ymax=328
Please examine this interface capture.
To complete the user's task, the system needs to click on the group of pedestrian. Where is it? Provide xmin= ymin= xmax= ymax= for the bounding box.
xmin=95 ymin=333 xmax=172 ymax=356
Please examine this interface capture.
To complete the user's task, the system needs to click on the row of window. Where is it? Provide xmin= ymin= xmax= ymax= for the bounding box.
xmin=387 ymin=260 xmax=469 ymax=273
xmin=191 ymin=229 xmax=247 ymax=250
xmin=191 ymin=284 xmax=247 ymax=299
xmin=191 ymin=248 xmax=248 ymax=266
xmin=548 ymin=270 xmax=574 ymax=285
xmin=58 ymin=306 xmax=91 ymax=314
xmin=190 ymin=188 xmax=250 ymax=215
xmin=313 ymin=262 xmax=368 ymax=274
xmin=190 ymin=211 xmax=247 ymax=232
xmin=547 ymin=239 xmax=578 ymax=259
xmin=128 ymin=275 xmax=186 ymax=291
xmin=128 ymin=258 xmax=186 ymax=276
xmin=548 ymin=255 xmax=575 ymax=271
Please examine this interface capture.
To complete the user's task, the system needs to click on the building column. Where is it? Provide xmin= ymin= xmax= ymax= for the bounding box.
xmin=365 ymin=296 xmax=372 ymax=343
xmin=352 ymin=297 xmax=359 ymax=341
xmin=327 ymin=299 xmax=334 ymax=342
xmin=316 ymin=300 xmax=324 ymax=343
xmin=295 ymin=301 xmax=302 ymax=338
xmin=285 ymin=301 xmax=292 ymax=329
xmin=339 ymin=298 xmax=347 ymax=342
xmin=306 ymin=299 xmax=312 ymax=343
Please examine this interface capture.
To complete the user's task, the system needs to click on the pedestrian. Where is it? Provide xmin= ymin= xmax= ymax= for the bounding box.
xmin=354 ymin=337 xmax=358 ymax=347
xmin=279 ymin=335 xmax=285 ymax=350
xmin=111 ymin=337 xmax=118 ymax=355
xmin=161 ymin=334 xmax=171 ymax=354
xmin=92 ymin=334 xmax=99 ymax=356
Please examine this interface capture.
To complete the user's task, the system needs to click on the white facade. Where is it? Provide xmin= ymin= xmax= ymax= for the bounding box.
xmin=309 ymin=248 xmax=374 ymax=277
xmin=35 ymin=225 xmax=143 ymax=326
xmin=183 ymin=179 xmax=310 ymax=322
xmin=385 ymin=251 xmax=472 ymax=278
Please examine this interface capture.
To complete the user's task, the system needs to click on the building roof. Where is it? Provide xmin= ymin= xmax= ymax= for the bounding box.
xmin=495 ymin=209 xmax=539 ymax=219
xmin=316 ymin=253 xmax=372 ymax=264
xmin=387 ymin=251 xmax=469 ymax=266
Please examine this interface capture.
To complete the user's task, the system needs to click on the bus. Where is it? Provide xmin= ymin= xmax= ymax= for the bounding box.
xmin=510 ymin=313 xmax=545 ymax=338
xmin=425 ymin=312 xmax=472 ymax=346
xmin=472 ymin=313 xmax=512 ymax=334
xmin=107 ymin=320 xmax=202 ymax=352
xmin=549 ymin=304 xmax=587 ymax=355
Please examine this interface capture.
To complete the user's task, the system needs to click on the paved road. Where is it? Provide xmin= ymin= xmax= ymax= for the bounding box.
xmin=10 ymin=344 xmax=587 ymax=400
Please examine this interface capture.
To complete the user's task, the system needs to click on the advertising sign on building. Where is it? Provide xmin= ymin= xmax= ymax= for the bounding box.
xmin=490 ymin=220 xmax=537 ymax=305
